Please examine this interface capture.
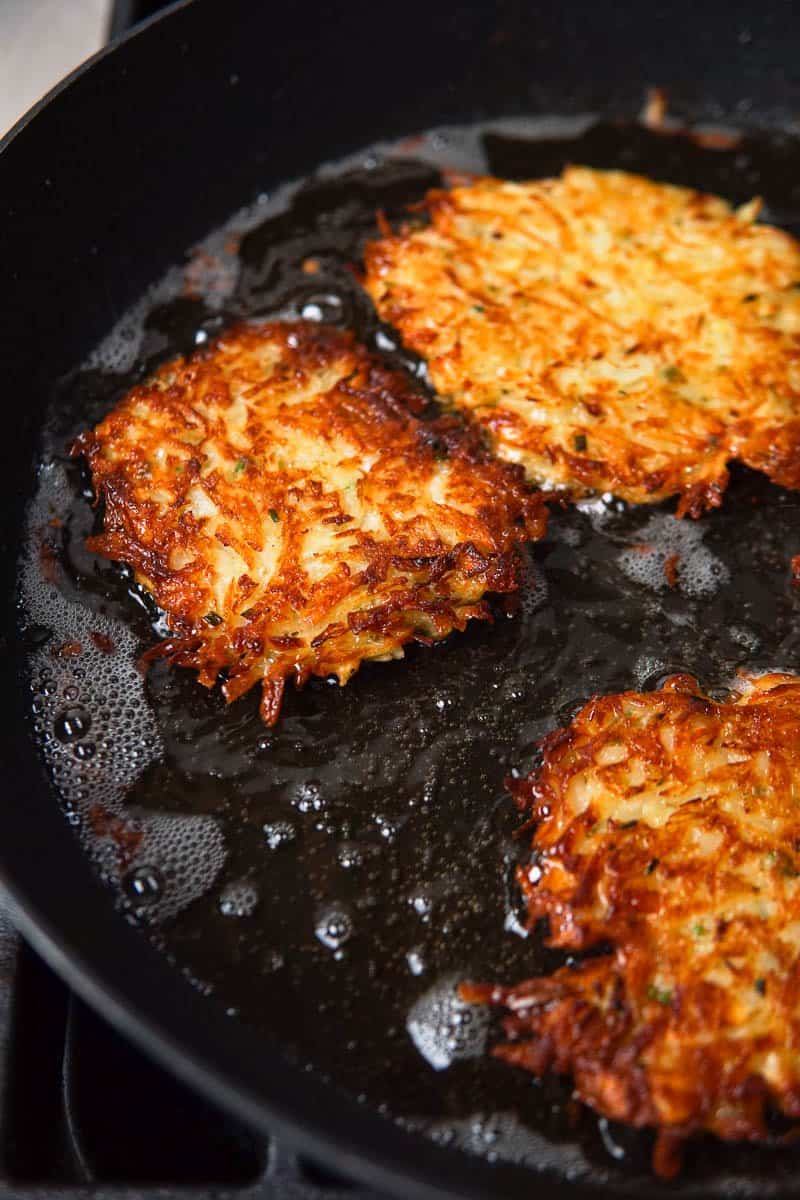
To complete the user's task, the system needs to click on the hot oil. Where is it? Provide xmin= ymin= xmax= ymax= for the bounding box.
xmin=19 ymin=118 xmax=800 ymax=1189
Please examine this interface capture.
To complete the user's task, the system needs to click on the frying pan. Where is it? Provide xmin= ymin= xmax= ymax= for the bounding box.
xmin=3 ymin=1 xmax=800 ymax=1196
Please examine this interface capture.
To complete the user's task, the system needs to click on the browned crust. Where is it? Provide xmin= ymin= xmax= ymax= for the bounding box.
xmin=73 ymin=321 xmax=546 ymax=722
xmin=462 ymin=672 xmax=800 ymax=1174
xmin=364 ymin=168 xmax=800 ymax=515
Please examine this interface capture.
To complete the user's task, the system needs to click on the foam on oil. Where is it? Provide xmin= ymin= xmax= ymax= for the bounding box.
xmin=22 ymin=461 xmax=225 ymax=923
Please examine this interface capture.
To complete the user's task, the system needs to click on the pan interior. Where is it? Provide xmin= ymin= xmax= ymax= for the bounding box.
xmin=20 ymin=117 xmax=800 ymax=1193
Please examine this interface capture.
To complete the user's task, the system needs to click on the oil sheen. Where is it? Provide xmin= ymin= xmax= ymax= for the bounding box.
xmin=19 ymin=117 xmax=800 ymax=1189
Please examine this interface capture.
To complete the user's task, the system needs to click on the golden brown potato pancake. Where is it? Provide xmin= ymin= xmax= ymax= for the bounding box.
xmin=365 ymin=167 xmax=800 ymax=515
xmin=463 ymin=672 xmax=800 ymax=1175
xmin=74 ymin=321 xmax=545 ymax=722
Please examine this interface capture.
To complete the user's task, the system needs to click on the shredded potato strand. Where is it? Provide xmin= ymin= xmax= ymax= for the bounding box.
xmin=366 ymin=167 xmax=800 ymax=514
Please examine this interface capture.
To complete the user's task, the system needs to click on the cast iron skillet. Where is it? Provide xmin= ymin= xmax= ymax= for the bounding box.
xmin=3 ymin=1 xmax=800 ymax=1196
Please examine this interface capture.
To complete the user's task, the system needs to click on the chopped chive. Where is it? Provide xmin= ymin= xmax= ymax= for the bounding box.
xmin=233 ymin=458 xmax=247 ymax=476
xmin=693 ymin=923 xmax=707 ymax=937
xmin=269 ymin=508 xmax=280 ymax=523
xmin=661 ymin=365 xmax=686 ymax=384
xmin=204 ymin=611 xmax=223 ymax=626
xmin=471 ymin=303 xmax=485 ymax=314
xmin=646 ymin=984 xmax=672 ymax=1006
xmin=573 ymin=433 xmax=588 ymax=453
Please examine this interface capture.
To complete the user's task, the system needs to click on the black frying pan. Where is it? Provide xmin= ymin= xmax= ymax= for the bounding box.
xmin=4 ymin=2 xmax=800 ymax=1197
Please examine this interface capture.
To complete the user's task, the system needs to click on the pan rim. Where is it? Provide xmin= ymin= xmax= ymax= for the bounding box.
xmin=0 ymin=0 xmax=192 ymax=160
xmin=2 ymin=2 xmax=799 ymax=1196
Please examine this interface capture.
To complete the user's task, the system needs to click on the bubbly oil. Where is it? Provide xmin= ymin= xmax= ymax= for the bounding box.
xmin=18 ymin=117 xmax=800 ymax=1191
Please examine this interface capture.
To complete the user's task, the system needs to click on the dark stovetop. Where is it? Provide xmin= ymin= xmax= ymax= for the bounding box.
xmin=0 ymin=911 xmax=385 ymax=1199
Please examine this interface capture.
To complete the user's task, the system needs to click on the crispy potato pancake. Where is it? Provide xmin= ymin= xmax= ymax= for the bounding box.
xmin=463 ymin=672 xmax=800 ymax=1174
xmin=365 ymin=167 xmax=800 ymax=515
xmin=74 ymin=321 xmax=545 ymax=722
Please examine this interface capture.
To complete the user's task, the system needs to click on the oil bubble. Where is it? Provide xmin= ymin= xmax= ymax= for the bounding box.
xmin=263 ymin=820 xmax=296 ymax=850
xmin=336 ymin=842 xmax=363 ymax=870
xmin=300 ymin=293 xmax=344 ymax=323
xmin=406 ymin=974 xmax=489 ymax=1070
xmin=406 ymin=949 xmax=425 ymax=976
xmin=123 ymin=865 xmax=165 ymax=906
xmin=54 ymin=705 xmax=91 ymax=744
xmin=410 ymin=892 xmax=433 ymax=919
xmin=617 ymin=512 xmax=729 ymax=599
xmin=597 ymin=1116 xmax=627 ymax=1162
xmin=219 ymin=879 xmax=259 ymax=918
xmin=293 ymin=780 xmax=325 ymax=813
xmin=315 ymin=905 xmax=353 ymax=951
xmin=421 ymin=1108 xmax=589 ymax=1172
xmin=374 ymin=813 xmax=397 ymax=841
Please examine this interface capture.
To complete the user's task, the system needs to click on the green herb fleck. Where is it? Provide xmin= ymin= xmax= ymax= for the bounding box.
xmin=646 ymin=984 xmax=673 ymax=1006
xmin=661 ymin=365 xmax=686 ymax=385
xmin=433 ymin=445 xmax=449 ymax=462
xmin=693 ymin=923 xmax=707 ymax=937
xmin=233 ymin=458 xmax=247 ymax=477
xmin=471 ymin=304 xmax=485 ymax=314
xmin=742 ymin=292 xmax=759 ymax=303
xmin=645 ymin=858 xmax=659 ymax=875
xmin=573 ymin=433 xmax=588 ymax=453
xmin=754 ymin=977 xmax=767 ymax=995
xmin=204 ymin=611 xmax=223 ymax=627
xmin=269 ymin=508 xmax=280 ymax=523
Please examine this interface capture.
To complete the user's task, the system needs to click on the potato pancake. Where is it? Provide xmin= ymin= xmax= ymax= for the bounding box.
xmin=74 ymin=322 xmax=545 ymax=723
xmin=463 ymin=672 xmax=800 ymax=1174
xmin=365 ymin=167 xmax=800 ymax=515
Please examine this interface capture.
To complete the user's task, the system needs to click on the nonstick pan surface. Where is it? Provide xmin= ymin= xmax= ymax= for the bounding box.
xmin=4 ymin=2 xmax=800 ymax=1197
